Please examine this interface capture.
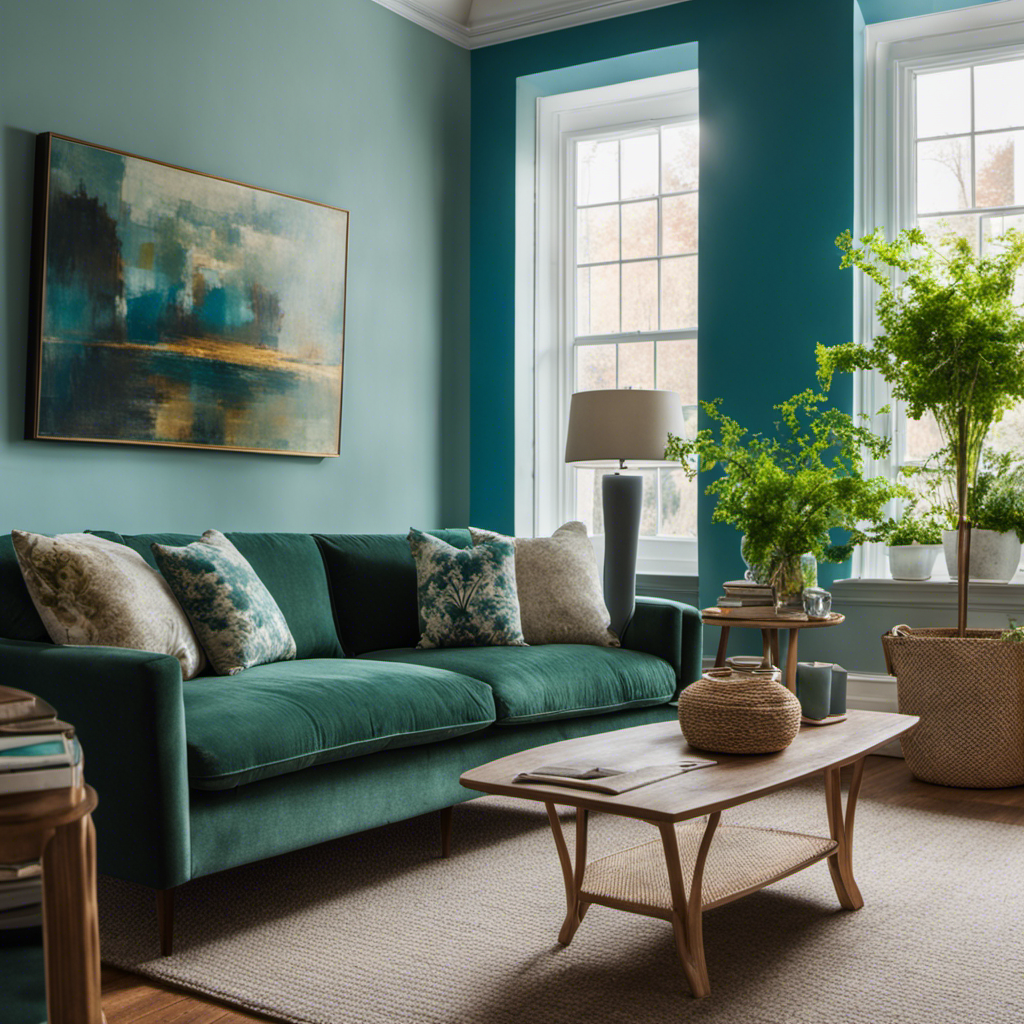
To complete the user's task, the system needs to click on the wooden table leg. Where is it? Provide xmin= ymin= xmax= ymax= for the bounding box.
xmin=545 ymin=803 xmax=590 ymax=945
xmin=658 ymin=812 xmax=720 ymax=998
xmin=440 ymin=806 xmax=453 ymax=859
xmin=713 ymin=626 xmax=731 ymax=668
xmin=769 ymin=630 xmax=780 ymax=670
xmin=824 ymin=760 xmax=865 ymax=911
xmin=41 ymin=810 xmax=105 ymax=1024
xmin=759 ymin=630 xmax=773 ymax=669
xmin=784 ymin=628 xmax=799 ymax=693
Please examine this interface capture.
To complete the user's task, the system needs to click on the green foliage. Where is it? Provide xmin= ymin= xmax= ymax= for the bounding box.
xmin=874 ymin=506 xmax=943 ymax=547
xmin=818 ymin=226 xmax=1024 ymax=521
xmin=1001 ymin=624 xmax=1024 ymax=643
xmin=665 ymin=357 xmax=905 ymax=571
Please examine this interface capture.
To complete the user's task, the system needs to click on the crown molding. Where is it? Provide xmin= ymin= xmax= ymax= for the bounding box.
xmin=369 ymin=0 xmax=689 ymax=49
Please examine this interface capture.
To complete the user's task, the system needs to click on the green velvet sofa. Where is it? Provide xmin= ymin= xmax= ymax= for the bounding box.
xmin=0 ymin=528 xmax=701 ymax=953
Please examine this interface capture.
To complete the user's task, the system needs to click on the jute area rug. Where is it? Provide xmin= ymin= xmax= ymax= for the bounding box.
xmin=99 ymin=781 xmax=1023 ymax=1024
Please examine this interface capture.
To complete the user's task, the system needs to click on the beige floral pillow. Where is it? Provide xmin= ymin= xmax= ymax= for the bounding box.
xmin=12 ymin=531 xmax=206 ymax=679
xmin=469 ymin=522 xmax=618 ymax=646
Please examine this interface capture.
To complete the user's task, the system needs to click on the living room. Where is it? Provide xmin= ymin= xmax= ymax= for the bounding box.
xmin=1 ymin=0 xmax=1022 ymax=1021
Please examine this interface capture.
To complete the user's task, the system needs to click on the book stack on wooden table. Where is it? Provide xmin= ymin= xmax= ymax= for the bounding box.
xmin=714 ymin=580 xmax=779 ymax=617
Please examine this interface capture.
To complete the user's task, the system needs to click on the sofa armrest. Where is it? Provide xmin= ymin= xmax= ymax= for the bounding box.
xmin=0 ymin=639 xmax=191 ymax=889
xmin=620 ymin=597 xmax=702 ymax=699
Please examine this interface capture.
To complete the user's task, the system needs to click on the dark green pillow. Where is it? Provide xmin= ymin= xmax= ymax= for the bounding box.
xmin=408 ymin=529 xmax=526 ymax=649
xmin=152 ymin=530 xmax=297 ymax=675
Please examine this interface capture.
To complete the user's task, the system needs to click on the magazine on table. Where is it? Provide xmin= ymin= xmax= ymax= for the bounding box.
xmin=513 ymin=758 xmax=716 ymax=795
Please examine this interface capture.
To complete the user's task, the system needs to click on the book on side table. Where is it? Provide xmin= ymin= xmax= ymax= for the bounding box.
xmin=513 ymin=758 xmax=716 ymax=795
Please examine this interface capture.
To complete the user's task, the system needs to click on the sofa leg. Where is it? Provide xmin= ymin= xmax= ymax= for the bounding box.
xmin=440 ymin=806 xmax=453 ymax=859
xmin=156 ymin=887 xmax=175 ymax=956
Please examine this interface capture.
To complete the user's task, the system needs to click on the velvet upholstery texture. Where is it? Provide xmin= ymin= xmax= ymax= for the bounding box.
xmin=187 ymin=703 xmax=679 ymax=878
xmin=359 ymin=644 xmax=675 ymax=724
xmin=314 ymin=531 xmax=472 ymax=655
xmin=620 ymin=596 xmax=704 ymax=697
xmin=104 ymin=532 xmax=343 ymax=661
xmin=183 ymin=659 xmax=496 ymax=790
xmin=0 ymin=536 xmax=49 ymax=642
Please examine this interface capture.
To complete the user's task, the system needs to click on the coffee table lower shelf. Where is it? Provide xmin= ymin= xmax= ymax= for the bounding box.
xmin=581 ymin=823 xmax=837 ymax=915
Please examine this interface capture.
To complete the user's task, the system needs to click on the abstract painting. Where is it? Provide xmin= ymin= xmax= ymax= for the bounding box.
xmin=27 ymin=133 xmax=348 ymax=456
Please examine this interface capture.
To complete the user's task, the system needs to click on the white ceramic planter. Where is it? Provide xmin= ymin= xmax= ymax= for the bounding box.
xmin=888 ymin=544 xmax=942 ymax=581
xmin=942 ymin=529 xmax=1021 ymax=581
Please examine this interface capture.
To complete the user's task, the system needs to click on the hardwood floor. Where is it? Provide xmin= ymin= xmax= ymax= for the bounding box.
xmin=101 ymin=755 xmax=1024 ymax=1023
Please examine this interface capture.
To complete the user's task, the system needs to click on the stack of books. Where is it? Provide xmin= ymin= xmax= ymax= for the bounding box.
xmin=0 ymin=862 xmax=42 ymax=930
xmin=716 ymin=579 xmax=775 ymax=609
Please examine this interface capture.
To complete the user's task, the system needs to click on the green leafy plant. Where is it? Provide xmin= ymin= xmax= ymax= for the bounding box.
xmin=818 ymin=225 xmax=1024 ymax=633
xmin=665 ymin=353 xmax=905 ymax=590
xmin=874 ymin=506 xmax=943 ymax=547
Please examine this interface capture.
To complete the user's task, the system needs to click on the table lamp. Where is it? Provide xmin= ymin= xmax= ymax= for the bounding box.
xmin=564 ymin=388 xmax=685 ymax=638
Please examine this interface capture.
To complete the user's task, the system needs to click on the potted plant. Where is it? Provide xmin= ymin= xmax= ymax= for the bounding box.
xmin=823 ymin=226 xmax=1024 ymax=787
xmin=875 ymin=507 xmax=943 ymax=581
xmin=666 ymin=355 xmax=903 ymax=609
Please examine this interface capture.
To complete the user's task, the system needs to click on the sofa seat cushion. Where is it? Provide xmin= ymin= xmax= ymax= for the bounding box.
xmin=183 ymin=659 xmax=496 ymax=790
xmin=358 ymin=645 xmax=676 ymax=725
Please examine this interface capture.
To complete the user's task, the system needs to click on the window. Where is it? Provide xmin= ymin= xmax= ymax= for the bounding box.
xmin=529 ymin=72 xmax=699 ymax=575
xmin=859 ymin=4 xmax=1024 ymax=578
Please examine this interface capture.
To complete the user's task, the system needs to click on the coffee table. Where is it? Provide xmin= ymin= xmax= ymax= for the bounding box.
xmin=460 ymin=710 xmax=917 ymax=998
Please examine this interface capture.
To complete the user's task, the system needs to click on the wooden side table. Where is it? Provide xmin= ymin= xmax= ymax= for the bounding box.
xmin=701 ymin=608 xmax=845 ymax=693
xmin=0 ymin=783 xmax=104 ymax=1024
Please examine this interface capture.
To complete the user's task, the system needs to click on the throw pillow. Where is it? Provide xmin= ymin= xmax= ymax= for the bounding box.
xmin=11 ymin=530 xmax=206 ymax=679
xmin=469 ymin=522 xmax=619 ymax=646
xmin=408 ymin=528 xmax=527 ymax=649
xmin=151 ymin=530 xmax=296 ymax=675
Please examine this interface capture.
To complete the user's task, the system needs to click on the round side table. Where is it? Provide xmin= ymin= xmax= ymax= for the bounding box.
xmin=701 ymin=608 xmax=846 ymax=693
xmin=0 ymin=782 xmax=104 ymax=1024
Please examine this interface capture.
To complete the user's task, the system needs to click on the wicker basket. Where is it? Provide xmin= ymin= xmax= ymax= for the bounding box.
xmin=881 ymin=626 xmax=1024 ymax=789
xmin=678 ymin=667 xmax=802 ymax=754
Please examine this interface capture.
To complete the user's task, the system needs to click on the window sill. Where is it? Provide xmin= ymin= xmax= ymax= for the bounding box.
xmin=833 ymin=575 xmax=1024 ymax=611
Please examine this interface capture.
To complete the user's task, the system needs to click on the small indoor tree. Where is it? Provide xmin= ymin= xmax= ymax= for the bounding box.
xmin=818 ymin=226 xmax=1024 ymax=635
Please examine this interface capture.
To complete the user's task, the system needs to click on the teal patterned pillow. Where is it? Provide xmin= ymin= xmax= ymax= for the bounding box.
xmin=151 ymin=530 xmax=297 ymax=675
xmin=408 ymin=529 xmax=527 ymax=649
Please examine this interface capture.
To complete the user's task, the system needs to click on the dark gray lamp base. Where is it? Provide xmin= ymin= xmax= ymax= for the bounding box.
xmin=602 ymin=471 xmax=643 ymax=639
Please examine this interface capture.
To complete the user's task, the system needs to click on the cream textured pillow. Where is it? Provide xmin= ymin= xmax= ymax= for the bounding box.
xmin=469 ymin=522 xmax=619 ymax=646
xmin=11 ymin=531 xmax=206 ymax=679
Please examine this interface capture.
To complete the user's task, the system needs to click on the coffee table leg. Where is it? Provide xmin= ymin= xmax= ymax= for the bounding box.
xmin=545 ymin=803 xmax=590 ymax=945
xmin=713 ymin=626 xmax=730 ymax=668
xmin=824 ymin=759 xmax=865 ymax=911
xmin=784 ymin=628 xmax=799 ymax=693
xmin=658 ymin=811 xmax=720 ymax=998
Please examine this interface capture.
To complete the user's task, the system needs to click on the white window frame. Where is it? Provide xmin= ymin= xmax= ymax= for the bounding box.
xmin=530 ymin=70 xmax=699 ymax=576
xmin=858 ymin=1 xmax=1024 ymax=580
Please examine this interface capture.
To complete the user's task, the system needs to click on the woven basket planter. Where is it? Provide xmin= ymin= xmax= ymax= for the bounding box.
xmin=882 ymin=626 xmax=1024 ymax=789
xmin=678 ymin=667 xmax=802 ymax=754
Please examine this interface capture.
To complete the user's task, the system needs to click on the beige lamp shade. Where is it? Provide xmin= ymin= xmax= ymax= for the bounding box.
xmin=564 ymin=388 xmax=686 ymax=465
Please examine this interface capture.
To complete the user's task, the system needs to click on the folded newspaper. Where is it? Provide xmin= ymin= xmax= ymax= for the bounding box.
xmin=513 ymin=758 xmax=716 ymax=795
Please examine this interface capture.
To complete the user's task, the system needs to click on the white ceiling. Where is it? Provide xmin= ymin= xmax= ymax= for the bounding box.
xmin=370 ymin=0 xmax=686 ymax=49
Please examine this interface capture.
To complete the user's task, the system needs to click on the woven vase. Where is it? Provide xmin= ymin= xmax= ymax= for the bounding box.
xmin=678 ymin=667 xmax=802 ymax=754
xmin=881 ymin=626 xmax=1024 ymax=788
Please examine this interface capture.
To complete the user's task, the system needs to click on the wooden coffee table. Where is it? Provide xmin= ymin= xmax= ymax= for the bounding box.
xmin=460 ymin=710 xmax=917 ymax=998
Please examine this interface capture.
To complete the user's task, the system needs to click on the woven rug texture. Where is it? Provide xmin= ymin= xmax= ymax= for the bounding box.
xmin=99 ymin=782 xmax=1024 ymax=1024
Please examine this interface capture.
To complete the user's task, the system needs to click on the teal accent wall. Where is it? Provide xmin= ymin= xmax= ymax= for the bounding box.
xmin=0 ymin=0 xmax=470 ymax=535
xmin=471 ymin=0 xmax=858 ymax=608
xmin=859 ymin=0 xmax=1001 ymax=22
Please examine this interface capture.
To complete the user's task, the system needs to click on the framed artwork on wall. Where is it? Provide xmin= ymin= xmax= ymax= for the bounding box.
xmin=27 ymin=132 xmax=348 ymax=457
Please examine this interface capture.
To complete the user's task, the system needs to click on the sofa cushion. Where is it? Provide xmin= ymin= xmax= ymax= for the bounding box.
xmin=0 ymin=536 xmax=50 ymax=643
xmin=314 ymin=531 xmax=472 ymax=656
xmin=183 ymin=658 xmax=496 ymax=789
xmin=358 ymin=645 xmax=676 ymax=725
xmin=94 ymin=531 xmax=343 ymax=661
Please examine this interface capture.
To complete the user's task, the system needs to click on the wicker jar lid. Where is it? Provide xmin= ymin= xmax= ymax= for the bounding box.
xmin=678 ymin=667 xmax=802 ymax=754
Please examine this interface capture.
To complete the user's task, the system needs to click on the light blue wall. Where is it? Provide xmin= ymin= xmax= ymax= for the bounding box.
xmin=0 ymin=0 xmax=470 ymax=535
xmin=859 ymin=0 xmax=1001 ymax=22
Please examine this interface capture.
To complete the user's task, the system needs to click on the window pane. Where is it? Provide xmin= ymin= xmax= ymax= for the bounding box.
xmin=975 ymin=131 xmax=1023 ymax=208
xmin=576 ymin=264 xmax=619 ymax=335
xmin=989 ymin=399 xmax=1024 ymax=452
xmin=618 ymin=341 xmax=654 ymax=389
xmin=916 ymin=137 xmax=972 ymax=213
xmin=660 ymin=467 xmax=697 ymax=537
xmin=576 ymin=139 xmax=618 ymax=206
xmin=576 ymin=343 xmax=616 ymax=391
xmin=576 ymin=204 xmax=619 ymax=264
xmin=662 ymin=193 xmax=698 ymax=255
xmin=905 ymin=411 xmax=944 ymax=464
xmin=917 ymin=213 xmax=979 ymax=251
xmin=682 ymin=404 xmax=698 ymax=439
xmin=662 ymin=122 xmax=698 ymax=193
xmin=660 ymin=256 xmax=698 ymax=330
xmin=621 ymin=200 xmax=657 ymax=259
xmin=639 ymin=469 xmax=659 ymax=536
xmin=621 ymin=134 xmax=658 ymax=199
xmin=975 ymin=59 xmax=1024 ymax=132
xmin=575 ymin=468 xmax=657 ymax=536
xmin=916 ymin=67 xmax=971 ymax=139
xmin=656 ymin=339 xmax=698 ymax=404
xmin=621 ymin=262 xmax=658 ymax=333
xmin=982 ymin=213 xmax=1024 ymax=304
